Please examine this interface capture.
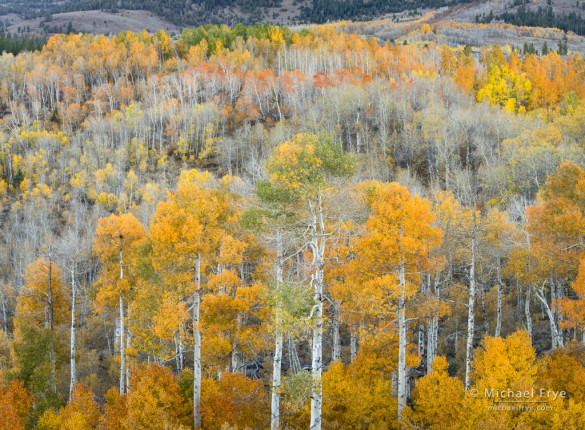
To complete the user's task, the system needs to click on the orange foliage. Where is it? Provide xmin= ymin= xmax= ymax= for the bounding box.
xmin=201 ymin=372 xmax=268 ymax=429
xmin=0 ymin=380 xmax=33 ymax=430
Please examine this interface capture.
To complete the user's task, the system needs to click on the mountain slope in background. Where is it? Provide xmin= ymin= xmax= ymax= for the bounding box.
xmin=2 ymin=0 xmax=585 ymax=41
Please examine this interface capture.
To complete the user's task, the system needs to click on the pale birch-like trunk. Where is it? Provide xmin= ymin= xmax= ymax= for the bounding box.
xmin=176 ymin=333 xmax=184 ymax=373
xmin=535 ymin=285 xmax=563 ymax=349
xmin=310 ymin=260 xmax=324 ymax=430
xmin=495 ymin=259 xmax=502 ymax=337
xmin=427 ymin=316 xmax=438 ymax=373
xmin=350 ymin=329 xmax=357 ymax=363
xmin=309 ymin=199 xmax=325 ymax=430
xmin=525 ymin=287 xmax=532 ymax=343
xmin=331 ymin=301 xmax=341 ymax=363
xmin=465 ymin=221 xmax=477 ymax=391
xmin=48 ymin=260 xmax=54 ymax=331
xmin=397 ymin=258 xmax=407 ymax=419
xmin=1 ymin=292 xmax=7 ymax=333
xmin=271 ymin=231 xmax=284 ymax=430
xmin=119 ymin=247 xmax=125 ymax=394
xmin=288 ymin=336 xmax=302 ymax=374
xmin=119 ymin=292 xmax=125 ymax=394
xmin=232 ymin=313 xmax=241 ymax=373
xmin=271 ymin=333 xmax=283 ymax=430
xmin=126 ymin=318 xmax=132 ymax=391
xmin=69 ymin=264 xmax=76 ymax=401
xmin=194 ymin=254 xmax=202 ymax=429
xmin=427 ymin=274 xmax=438 ymax=372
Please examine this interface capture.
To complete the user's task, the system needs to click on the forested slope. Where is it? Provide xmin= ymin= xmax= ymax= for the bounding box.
xmin=2 ymin=23 xmax=585 ymax=429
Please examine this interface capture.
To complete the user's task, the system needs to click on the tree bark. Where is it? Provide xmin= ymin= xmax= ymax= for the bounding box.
xmin=119 ymin=292 xmax=125 ymax=394
xmin=331 ymin=301 xmax=341 ymax=363
xmin=350 ymin=329 xmax=357 ymax=363
xmin=48 ymin=260 xmax=54 ymax=331
xmin=231 ymin=313 xmax=241 ymax=373
xmin=69 ymin=264 xmax=76 ymax=401
xmin=427 ymin=316 xmax=438 ymax=373
xmin=119 ymin=247 xmax=125 ymax=394
xmin=465 ymin=220 xmax=477 ymax=391
xmin=495 ymin=258 xmax=502 ymax=337
xmin=310 ymin=259 xmax=324 ymax=430
xmin=309 ymin=199 xmax=325 ymax=430
xmin=126 ymin=316 xmax=132 ymax=391
xmin=194 ymin=254 xmax=202 ymax=429
xmin=535 ymin=285 xmax=563 ymax=350
xmin=271 ymin=230 xmax=284 ymax=430
xmin=397 ymin=257 xmax=407 ymax=419
xmin=288 ymin=336 xmax=302 ymax=374
xmin=525 ymin=286 xmax=532 ymax=343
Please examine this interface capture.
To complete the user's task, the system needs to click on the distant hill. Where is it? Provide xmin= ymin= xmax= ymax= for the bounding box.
xmin=3 ymin=0 xmax=585 ymax=38
xmin=0 ymin=0 xmax=472 ymax=34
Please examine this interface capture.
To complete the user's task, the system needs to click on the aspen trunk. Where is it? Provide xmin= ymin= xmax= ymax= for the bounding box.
xmin=350 ymin=329 xmax=357 ymax=363
xmin=69 ymin=264 xmax=76 ymax=401
xmin=119 ymin=292 xmax=125 ymax=394
xmin=331 ymin=301 xmax=341 ymax=363
xmin=495 ymin=258 xmax=502 ymax=337
xmin=465 ymin=222 xmax=477 ymax=391
xmin=535 ymin=286 xmax=563 ymax=349
xmin=271 ymin=231 xmax=284 ymax=430
xmin=48 ymin=260 xmax=54 ymax=331
xmin=288 ymin=336 xmax=301 ymax=374
xmin=119 ymin=248 xmax=125 ymax=394
xmin=194 ymin=254 xmax=202 ymax=429
xmin=126 ymin=321 xmax=132 ymax=391
xmin=310 ymin=260 xmax=324 ymax=430
xmin=310 ymin=199 xmax=325 ymax=430
xmin=397 ymin=258 xmax=407 ymax=419
xmin=272 ymin=331 xmax=283 ymax=430
xmin=525 ymin=287 xmax=532 ymax=343
xmin=176 ymin=333 xmax=184 ymax=373
xmin=1 ymin=292 xmax=7 ymax=333
xmin=427 ymin=316 xmax=438 ymax=373
xmin=232 ymin=313 xmax=241 ymax=373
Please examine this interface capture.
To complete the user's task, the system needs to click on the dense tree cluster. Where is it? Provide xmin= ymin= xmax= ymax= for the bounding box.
xmin=478 ymin=3 xmax=585 ymax=37
xmin=0 ymin=33 xmax=45 ymax=56
xmin=1 ymin=23 xmax=585 ymax=429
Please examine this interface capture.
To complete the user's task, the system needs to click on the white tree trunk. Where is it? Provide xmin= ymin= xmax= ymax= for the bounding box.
xmin=426 ymin=316 xmax=438 ymax=373
xmin=465 ymin=227 xmax=477 ymax=391
xmin=535 ymin=286 xmax=563 ymax=349
xmin=397 ymin=258 xmax=407 ymax=419
xmin=525 ymin=287 xmax=532 ymax=343
xmin=332 ymin=301 xmax=341 ymax=363
xmin=47 ymin=260 xmax=54 ymax=331
xmin=1 ymin=291 xmax=7 ymax=333
xmin=288 ymin=336 xmax=302 ymax=374
xmin=310 ymin=261 xmax=324 ymax=430
xmin=176 ymin=332 xmax=184 ymax=373
xmin=272 ymin=331 xmax=283 ymax=430
xmin=194 ymin=254 xmax=202 ymax=429
xmin=69 ymin=264 xmax=76 ymax=401
xmin=119 ymin=292 xmax=125 ymax=394
xmin=232 ymin=313 xmax=241 ymax=373
xmin=119 ymin=248 xmax=125 ymax=394
xmin=272 ymin=231 xmax=284 ymax=430
xmin=310 ymin=200 xmax=325 ymax=430
xmin=350 ymin=329 xmax=357 ymax=363
xmin=126 ymin=322 xmax=132 ymax=391
xmin=495 ymin=259 xmax=502 ymax=337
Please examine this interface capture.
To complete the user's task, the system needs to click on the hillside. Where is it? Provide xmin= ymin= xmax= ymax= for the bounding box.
xmin=1 ymin=21 xmax=585 ymax=429
xmin=0 ymin=0 xmax=472 ymax=34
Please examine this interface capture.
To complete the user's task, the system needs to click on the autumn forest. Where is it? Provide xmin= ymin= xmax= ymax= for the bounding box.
xmin=3 ymin=21 xmax=585 ymax=430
